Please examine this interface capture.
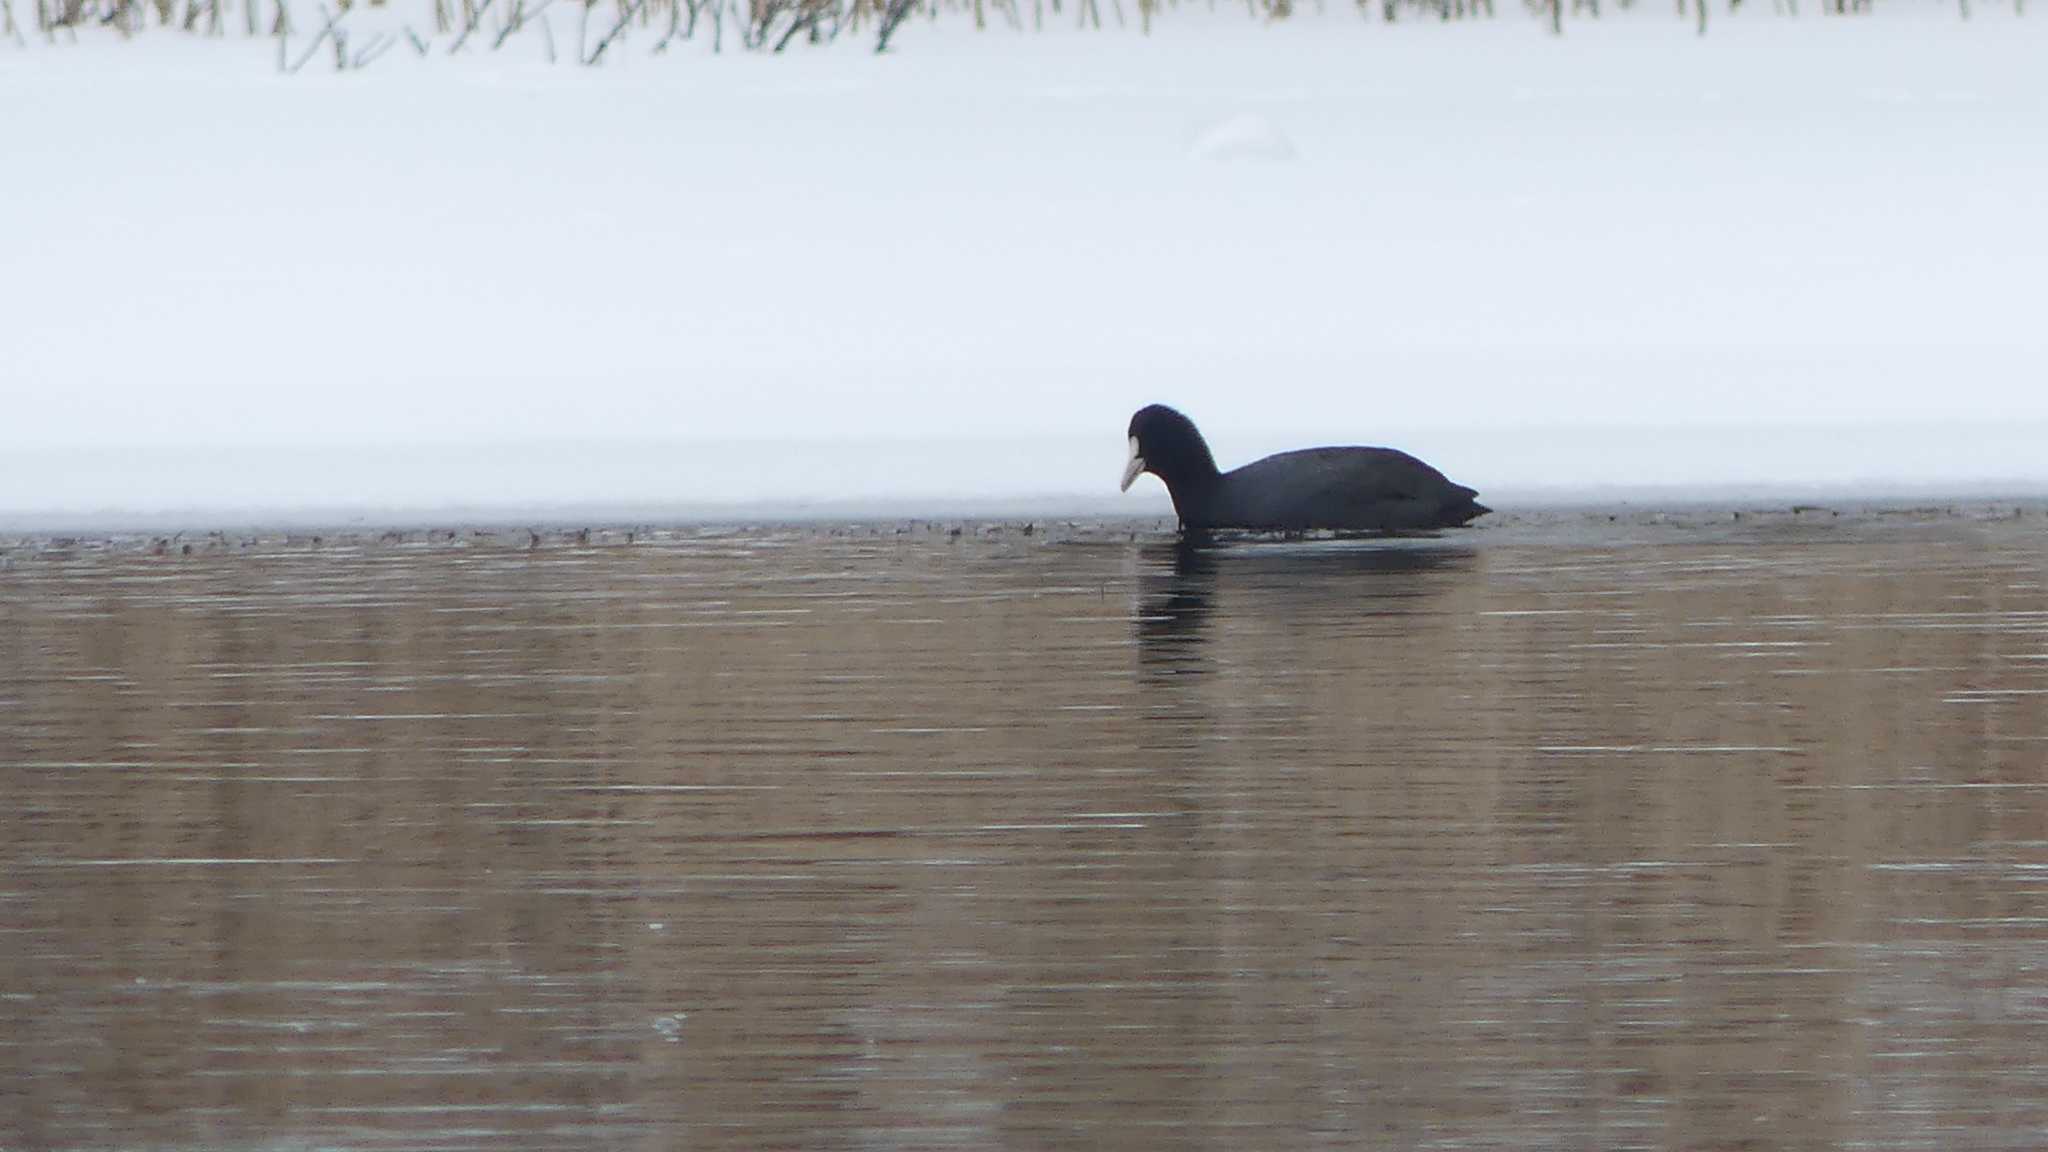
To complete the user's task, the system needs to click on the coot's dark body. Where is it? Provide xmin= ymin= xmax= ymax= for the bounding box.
xmin=1120 ymin=404 xmax=1489 ymax=534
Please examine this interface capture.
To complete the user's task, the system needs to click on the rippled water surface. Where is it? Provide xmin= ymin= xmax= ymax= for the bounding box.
xmin=4 ymin=508 xmax=2047 ymax=1150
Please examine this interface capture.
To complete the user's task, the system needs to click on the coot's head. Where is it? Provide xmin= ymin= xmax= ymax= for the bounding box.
xmin=1121 ymin=404 xmax=1221 ymax=495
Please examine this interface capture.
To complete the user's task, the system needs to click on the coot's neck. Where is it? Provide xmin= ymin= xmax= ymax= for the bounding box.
xmin=1152 ymin=441 xmax=1222 ymax=531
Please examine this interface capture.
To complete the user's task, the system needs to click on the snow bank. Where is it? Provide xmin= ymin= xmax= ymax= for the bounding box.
xmin=3 ymin=11 xmax=2045 ymax=519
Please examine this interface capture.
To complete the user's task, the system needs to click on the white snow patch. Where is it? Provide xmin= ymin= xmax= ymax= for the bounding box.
xmin=2 ymin=11 xmax=2046 ymax=516
xmin=1188 ymin=112 xmax=1298 ymax=162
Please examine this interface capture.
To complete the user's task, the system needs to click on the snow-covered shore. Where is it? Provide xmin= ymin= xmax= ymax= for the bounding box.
xmin=5 ymin=10 xmax=2044 ymax=521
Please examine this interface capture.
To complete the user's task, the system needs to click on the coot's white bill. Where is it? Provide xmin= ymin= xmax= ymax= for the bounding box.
xmin=1119 ymin=437 xmax=1145 ymax=492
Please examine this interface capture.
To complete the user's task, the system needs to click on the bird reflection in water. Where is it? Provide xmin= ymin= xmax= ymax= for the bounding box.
xmin=1134 ymin=536 xmax=1476 ymax=674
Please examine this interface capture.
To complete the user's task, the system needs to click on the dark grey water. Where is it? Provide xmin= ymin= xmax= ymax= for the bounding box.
xmin=3 ymin=507 xmax=2047 ymax=1151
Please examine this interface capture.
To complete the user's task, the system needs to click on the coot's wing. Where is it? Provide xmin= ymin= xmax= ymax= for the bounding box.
xmin=1219 ymin=447 xmax=1481 ymax=531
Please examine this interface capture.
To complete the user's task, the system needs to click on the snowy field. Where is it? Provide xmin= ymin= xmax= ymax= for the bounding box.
xmin=4 ymin=9 xmax=2045 ymax=524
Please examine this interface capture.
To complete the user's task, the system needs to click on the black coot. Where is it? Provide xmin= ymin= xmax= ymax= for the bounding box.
xmin=1119 ymin=404 xmax=1490 ymax=533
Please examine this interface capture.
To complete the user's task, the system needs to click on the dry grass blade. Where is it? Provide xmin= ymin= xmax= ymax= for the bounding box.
xmin=284 ymin=0 xmax=340 ymax=69
xmin=871 ymin=0 xmax=909 ymax=49
xmin=492 ymin=0 xmax=548 ymax=44
xmin=444 ymin=0 xmax=492 ymax=50
xmin=350 ymin=24 xmax=391 ymax=59
xmin=582 ymin=0 xmax=639 ymax=60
